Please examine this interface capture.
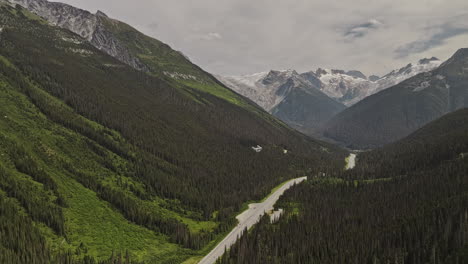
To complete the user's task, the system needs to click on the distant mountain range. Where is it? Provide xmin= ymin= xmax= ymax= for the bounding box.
xmin=324 ymin=49 xmax=468 ymax=148
xmin=217 ymin=57 xmax=441 ymax=136
xmin=217 ymin=70 xmax=345 ymax=134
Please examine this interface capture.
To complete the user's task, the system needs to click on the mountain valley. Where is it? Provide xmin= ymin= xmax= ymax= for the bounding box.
xmin=0 ymin=0 xmax=467 ymax=263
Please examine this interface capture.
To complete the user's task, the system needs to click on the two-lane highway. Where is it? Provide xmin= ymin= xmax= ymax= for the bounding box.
xmin=198 ymin=177 xmax=307 ymax=264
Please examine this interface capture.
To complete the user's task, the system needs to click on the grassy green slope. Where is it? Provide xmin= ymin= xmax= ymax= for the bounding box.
xmin=0 ymin=60 xmax=199 ymax=263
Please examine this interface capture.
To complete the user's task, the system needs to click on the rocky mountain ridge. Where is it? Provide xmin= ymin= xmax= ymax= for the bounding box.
xmin=9 ymin=0 xmax=149 ymax=71
xmin=220 ymin=58 xmax=442 ymax=108
xmin=303 ymin=57 xmax=442 ymax=106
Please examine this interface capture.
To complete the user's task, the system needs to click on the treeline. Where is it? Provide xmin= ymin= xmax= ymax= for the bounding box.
xmin=0 ymin=139 xmax=65 ymax=236
xmin=62 ymin=161 xmax=232 ymax=250
xmin=0 ymin=192 xmax=51 ymax=264
xmin=0 ymin=192 xmax=143 ymax=264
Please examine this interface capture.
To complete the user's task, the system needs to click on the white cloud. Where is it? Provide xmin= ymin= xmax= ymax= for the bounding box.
xmin=200 ymin=32 xmax=223 ymax=41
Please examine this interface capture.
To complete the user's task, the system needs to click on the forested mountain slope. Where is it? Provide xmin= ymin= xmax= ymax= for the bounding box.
xmin=0 ymin=4 xmax=344 ymax=263
xmin=270 ymin=81 xmax=346 ymax=135
xmin=349 ymin=108 xmax=468 ymax=179
xmin=219 ymin=109 xmax=468 ymax=264
xmin=323 ymin=49 xmax=468 ymax=148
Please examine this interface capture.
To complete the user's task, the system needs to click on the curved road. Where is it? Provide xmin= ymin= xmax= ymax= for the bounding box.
xmin=198 ymin=177 xmax=307 ymax=264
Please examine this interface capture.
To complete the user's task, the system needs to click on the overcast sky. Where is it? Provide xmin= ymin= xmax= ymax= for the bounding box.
xmin=59 ymin=0 xmax=468 ymax=76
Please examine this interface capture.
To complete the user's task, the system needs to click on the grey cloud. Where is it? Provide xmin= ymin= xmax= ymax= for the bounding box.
xmin=395 ymin=23 xmax=468 ymax=58
xmin=345 ymin=19 xmax=383 ymax=38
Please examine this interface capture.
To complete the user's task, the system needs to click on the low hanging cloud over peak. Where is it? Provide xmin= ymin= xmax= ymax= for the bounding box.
xmin=345 ymin=19 xmax=383 ymax=39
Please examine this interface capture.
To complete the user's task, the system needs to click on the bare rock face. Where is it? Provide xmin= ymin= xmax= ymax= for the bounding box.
xmin=90 ymin=19 xmax=148 ymax=71
xmin=9 ymin=0 xmax=97 ymax=40
xmin=9 ymin=0 xmax=148 ymax=71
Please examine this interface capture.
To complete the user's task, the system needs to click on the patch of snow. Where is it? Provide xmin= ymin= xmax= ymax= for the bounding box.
xmin=217 ymin=70 xmax=310 ymax=111
xmin=68 ymin=48 xmax=93 ymax=56
xmin=363 ymin=59 xmax=441 ymax=99
xmin=103 ymin=64 xmax=121 ymax=67
xmin=61 ymin=36 xmax=82 ymax=44
xmin=435 ymin=74 xmax=445 ymax=80
xmin=283 ymin=149 xmax=288 ymax=154
xmin=318 ymin=59 xmax=442 ymax=105
xmin=317 ymin=70 xmax=371 ymax=105
xmin=225 ymin=72 xmax=269 ymax=88
xmin=413 ymin=81 xmax=431 ymax=92
xmin=163 ymin=71 xmax=198 ymax=81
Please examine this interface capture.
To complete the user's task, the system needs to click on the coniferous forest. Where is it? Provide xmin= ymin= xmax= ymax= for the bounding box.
xmin=218 ymin=109 xmax=468 ymax=264
xmin=0 ymin=4 xmax=344 ymax=263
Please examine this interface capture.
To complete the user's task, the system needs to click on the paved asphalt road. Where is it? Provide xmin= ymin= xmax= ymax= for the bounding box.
xmin=198 ymin=177 xmax=307 ymax=264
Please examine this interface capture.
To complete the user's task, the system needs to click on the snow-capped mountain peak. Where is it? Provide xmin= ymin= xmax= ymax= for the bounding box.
xmin=217 ymin=69 xmax=346 ymax=135
xmin=368 ymin=57 xmax=442 ymax=99
xmin=216 ymin=70 xmax=298 ymax=111
xmin=217 ymin=57 xmax=442 ymax=109
xmin=262 ymin=69 xmax=298 ymax=85
xmin=306 ymin=68 xmax=371 ymax=105
xmin=217 ymin=69 xmax=326 ymax=111
xmin=311 ymin=57 xmax=442 ymax=105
